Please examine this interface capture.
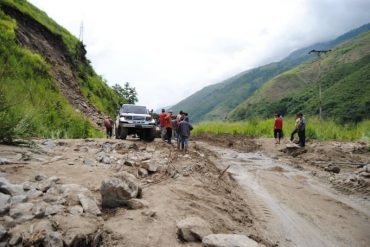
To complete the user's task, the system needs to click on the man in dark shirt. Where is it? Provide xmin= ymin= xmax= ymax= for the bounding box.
xmin=178 ymin=117 xmax=193 ymax=152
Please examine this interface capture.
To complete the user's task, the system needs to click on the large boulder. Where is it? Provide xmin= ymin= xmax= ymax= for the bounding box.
xmin=101 ymin=171 xmax=141 ymax=208
xmin=177 ymin=216 xmax=212 ymax=242
xmin=202 ymin=234 xmax=258 ymax=247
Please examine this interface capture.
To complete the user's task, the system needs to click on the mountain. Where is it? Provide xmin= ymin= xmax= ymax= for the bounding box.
xmin=230 ymin=31 xmax=370 ymax=123
xmin=0 ymin=0 xmax=123 ymax=139
xmin=171 ymin=23 xmax=370 ymax=123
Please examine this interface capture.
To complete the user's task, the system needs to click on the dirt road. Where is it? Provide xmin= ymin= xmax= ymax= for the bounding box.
xmin=199 ymin=141 xmax=370 ymax=247
xmin=0 ymin=136 xmax=369 ymax=246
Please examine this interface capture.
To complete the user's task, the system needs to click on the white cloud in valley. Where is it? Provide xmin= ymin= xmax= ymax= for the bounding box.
xmin=29 ymin=0 xmax=370 ymax=110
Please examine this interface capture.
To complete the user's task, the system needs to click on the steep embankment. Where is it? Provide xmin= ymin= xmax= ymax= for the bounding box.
xmin=230 ymin=31 xmax=370 ymax=122
xmin=171 ymin=23 xmax=370 ymax=123
xmin=0 ymin=0 xmax=122 ymax=138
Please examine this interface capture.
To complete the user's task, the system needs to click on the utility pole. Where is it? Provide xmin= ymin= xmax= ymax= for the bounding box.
xmin=308 ymin=49 xmax=331 ymax=121
xmin=79 ymin=21 xmax=84 ymax=43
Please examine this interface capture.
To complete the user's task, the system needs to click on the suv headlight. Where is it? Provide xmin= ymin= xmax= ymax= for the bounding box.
xmin=119 ymin=117 xmax=126 ymax=122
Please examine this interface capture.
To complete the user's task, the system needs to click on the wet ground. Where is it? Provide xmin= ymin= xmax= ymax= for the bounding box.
xmin=198 ymin=142 xmax=370 ymax=247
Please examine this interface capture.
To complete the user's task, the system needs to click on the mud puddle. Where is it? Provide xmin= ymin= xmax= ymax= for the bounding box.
xmin=198 ymin=142 xmax=370 ymax=247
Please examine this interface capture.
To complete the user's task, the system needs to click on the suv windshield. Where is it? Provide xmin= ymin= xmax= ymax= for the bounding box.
xmin=120 ymin=105 xmax=148 ymax=115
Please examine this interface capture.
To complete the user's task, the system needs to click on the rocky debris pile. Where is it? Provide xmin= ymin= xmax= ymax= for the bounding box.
xmin=328 ymin=165 xmax=370 ymax=195
xmin=0 ymin=174 xmax=103 ymax=246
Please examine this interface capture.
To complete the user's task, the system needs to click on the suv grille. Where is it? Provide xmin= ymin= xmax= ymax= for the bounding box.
xmin=133 ymin=116 xmax=145 ymax=121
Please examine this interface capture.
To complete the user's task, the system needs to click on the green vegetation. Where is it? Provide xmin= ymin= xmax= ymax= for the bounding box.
xmin=0 ymin=1 xmax=126 ymax=141
xmin=193 ymin=118 xmax=370 ymax=141
xmin=230 ymin=31 xmax=370 ymax=123
xmin=171 ymin=23 xmax=370 ymax=124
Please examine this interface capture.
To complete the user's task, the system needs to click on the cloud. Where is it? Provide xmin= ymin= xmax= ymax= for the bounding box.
xmin=29 ymin=0 xmax=370 ymax=109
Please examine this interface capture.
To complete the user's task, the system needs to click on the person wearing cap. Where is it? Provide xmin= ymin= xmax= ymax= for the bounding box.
xmin=159 ymin=109 xmax=167 ymax=140
xmin=165 ymin=110 xmax=173 ymax=144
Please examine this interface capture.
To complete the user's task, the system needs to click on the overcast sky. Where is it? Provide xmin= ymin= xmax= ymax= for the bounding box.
xmin=29 ymin=0 xmax=370 ymax=110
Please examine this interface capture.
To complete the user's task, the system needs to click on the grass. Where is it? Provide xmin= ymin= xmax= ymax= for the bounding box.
xmin=193 ymin=117 xmax=370 ymax=141
xmin=0 ymin=8 xmax=104 ymax=140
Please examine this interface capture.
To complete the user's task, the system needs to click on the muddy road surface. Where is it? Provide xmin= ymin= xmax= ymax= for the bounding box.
xmin=199 ymin=141 xmax=370 ymax=247
xmin=0 ymin=136 xmax=369 ymax=247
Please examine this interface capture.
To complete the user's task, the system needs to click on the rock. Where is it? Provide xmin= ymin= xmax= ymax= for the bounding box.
xmin=101 ymin=171 xmax=141 ymax=208
xmin=32 ymin=203 xmax=46 ymax=218
xmin=54 ymin=215 xmax=101 ymax=247
xmin=138 ymin=168 xmax=148 ymax=178
xmin=127 ymin=199 xmax=149 ymax=209
xmin=96 ymin=153 xmax=114 ymax=164
xmin=8 ymin=232 xmax=22 ymax=246
xmin=202 ymin=234 xmax=258 ymax=247
xmin=141 ymin=210 xmax=156 ymax=217
xmin=141 ymin=161 xmax=158 ymax=172
xmin=9 ymin=203 xmax=34 ymax=222
xmin=0 ymin=193 xmax=11 ymax=214
xmin=101 ymin=142 xmax=114 ymax=153
xmin=44 ymin=231 xmax=63 ymax=247
xmin=37 ymin=176 xmax=59 ymax=193
xmin=0 ymin=225 xmax=7 ymax=240
xmin=22 ymin=181 xmax=35 ymax=191
xmin=68 ymin=205 xmax=84 ymax=216
xmin=360 ymin=172 xmax=370 ymax=178
xmin=364 ymin=164 xmax=370 ymax=173
xmin=35 ymin=174 xmax=47 ymax=181
xmin=59 ymin=184 xmax=91 ymax=206
xmin=3 ymin=216 xmax=14 ymax=227
xmin=141 ymin=153 xmax=152 ymax=161
xmin=324 ymin=165 xmax=340 ymax=174
xmin=83 ymin=158 xmax=96 ymax=166
xmin=124 ymin=160 xmax=133 ymax=166
xmin=0 ymin=158 xmax=9 ymax=165
xmin=10 ymin=195 xmax=28 ymax=205
xmin=27 ymin=189 xmax=43 ymax=199
xmin=78 ymin=193 xmax=101 ymax=216
xmin=45 ymin=205 xmax=63 ymax=216
xmin=177 ymin=216 xmax=212 ymax=242
xmin=0 ymin=177 xmax=25 ymax=196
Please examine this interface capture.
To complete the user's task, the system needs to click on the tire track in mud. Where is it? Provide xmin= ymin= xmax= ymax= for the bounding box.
xmin=197 ymin=141 xmax=370 ymax=247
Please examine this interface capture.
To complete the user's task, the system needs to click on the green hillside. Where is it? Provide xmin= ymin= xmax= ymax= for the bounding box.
xmin=0 ymin=0 xmax=124 ymax=141
xmin=230 ymin=31 xmax=370 ymax=123
xmin=171 ymin=23 xmax=370 ymax=123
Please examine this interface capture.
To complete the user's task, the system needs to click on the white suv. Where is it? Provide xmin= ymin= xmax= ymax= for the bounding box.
xmin=115 ymin=104 xmax=156 ymax=141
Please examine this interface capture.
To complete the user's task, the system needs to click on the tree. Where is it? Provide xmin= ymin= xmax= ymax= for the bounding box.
xmin=112 ymin=82 xmax=138 ymax=104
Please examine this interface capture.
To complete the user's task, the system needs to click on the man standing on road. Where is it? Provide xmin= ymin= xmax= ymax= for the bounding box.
xmin=274 ymin=113 xmax=283 ymax=144
xmin=159 ymin=109 xmax=167 ymax=140
xmin=290 ymin=113 xmax=306 ymax=147
xmin=165 ymin=110 xmax=173 ymax=144
xmin=103 ymin=116 xmax=114 ymax=138
xmin=178 ymin=116 xmax=193 ymax=152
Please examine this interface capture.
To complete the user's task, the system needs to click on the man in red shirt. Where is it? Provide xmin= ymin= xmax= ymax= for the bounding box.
xmin=103 ymin=116 xmax=114 ymax=138
xmin=159 ymin=109 xmax=167 ymax=140
xmin=274 ymin=113 xmax=283 ymax=144
xmin=165 ymin=110 xmax=173 ymax=144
